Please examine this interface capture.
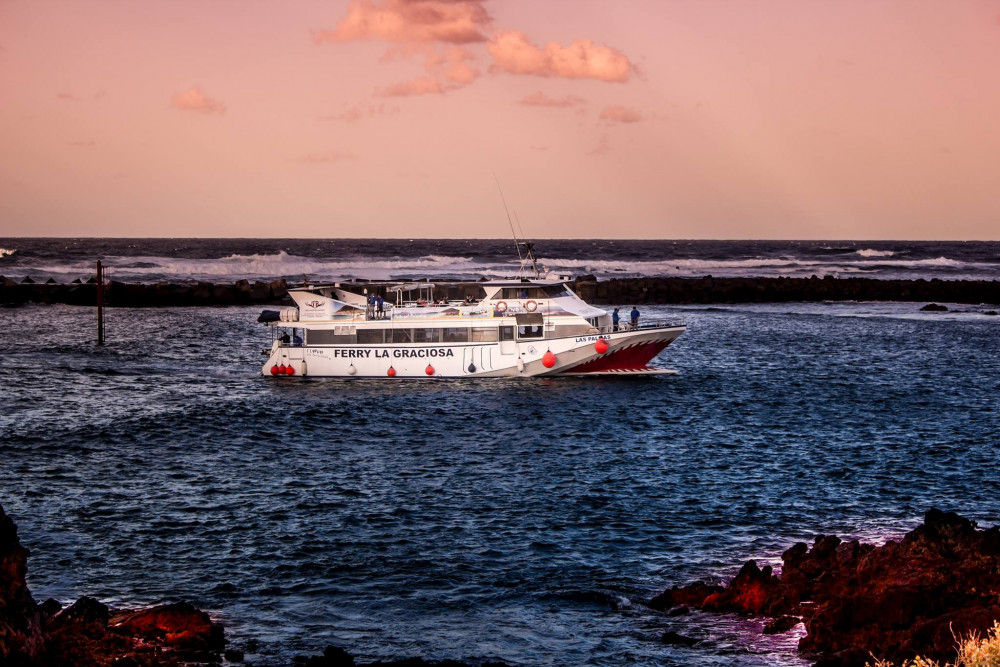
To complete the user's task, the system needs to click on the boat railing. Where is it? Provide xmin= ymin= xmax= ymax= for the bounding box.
xmin=608 ymin=318 xmax=685 ymax=333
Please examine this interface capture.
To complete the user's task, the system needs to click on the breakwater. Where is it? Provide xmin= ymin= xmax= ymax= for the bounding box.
xmin=2 ymin=275 xmax=999 ymax=307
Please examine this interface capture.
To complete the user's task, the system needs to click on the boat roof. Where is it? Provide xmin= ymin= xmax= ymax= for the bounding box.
xmin=289 ymin=278 xmax=570 ymax=292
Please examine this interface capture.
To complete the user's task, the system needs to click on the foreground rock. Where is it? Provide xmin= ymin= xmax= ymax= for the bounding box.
xmin=652 ymin=509 xmax=1000 ymax=666
xmin=0 ymin=503 xmax=224 ymax=666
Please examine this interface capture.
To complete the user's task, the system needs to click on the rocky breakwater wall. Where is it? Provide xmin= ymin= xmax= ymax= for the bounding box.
xmin=571 ymin=275 xmax=1000 ymax=305
xmin=0 ymin=277 xmax=291 ymax=307
xmin=651 ymin=509 xmax=1000 ymax=666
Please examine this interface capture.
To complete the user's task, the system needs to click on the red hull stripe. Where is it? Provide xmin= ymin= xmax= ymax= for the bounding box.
xmin=563 ymin=340 xmax=672 ymax=373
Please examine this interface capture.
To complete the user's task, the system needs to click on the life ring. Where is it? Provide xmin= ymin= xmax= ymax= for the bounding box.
xmin=496 ymin=301 xmax=508 ymax=313
xmin=524 ymin=300 xmax=537 ymax=312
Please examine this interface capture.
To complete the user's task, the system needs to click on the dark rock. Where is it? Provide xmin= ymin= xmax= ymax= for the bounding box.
xmin=38 ymin=598 xmax=62 ymax=618
xmin=50 ymin=596 xmax=110 ymax=637
xmin=224 ymin=648 xmax=245 ymax=662
xmin=0 ymin=504 xmax=45 ymax=664
xmin=661 ymin=631 xmax=699 ymax=647
xmin=920 ymin=302 xmax=948 ymax=311
xmin=649 ymin=581 xmax=723 ymax=611
xmin=114 ymin=601 xmax=224 ymax=651
xmin=700 ymin=561 xmax=790 ymax=616
xmin=985 ymin=310 xmax=998 ymax=316
xmin=656 ymin=508 xmax=1000 ymax=666
xmin=763 ymin=616 xmax=799 ymax=634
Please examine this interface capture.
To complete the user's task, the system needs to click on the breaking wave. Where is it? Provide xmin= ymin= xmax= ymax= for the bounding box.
xmin=856 ymin=249 xmax=895 ymax=258
xmin=0 ymin=248 xmax=17 ymax=258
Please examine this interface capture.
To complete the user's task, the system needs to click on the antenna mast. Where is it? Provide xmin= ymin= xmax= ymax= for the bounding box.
xmin=494 ymin=175 xmax=523 ymax=267
xmin=494 ymin=176 xmax=540 ymax=279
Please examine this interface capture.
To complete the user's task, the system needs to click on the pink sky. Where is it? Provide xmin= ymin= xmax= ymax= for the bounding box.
xmin=1 ymin=0 xmax=998 ymax=239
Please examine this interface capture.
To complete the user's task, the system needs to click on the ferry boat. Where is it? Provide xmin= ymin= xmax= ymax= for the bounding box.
xmin=258 ymin=251 xmax=684 ymax=378
xmin=258 ymin=280 xmax=684 ymax=378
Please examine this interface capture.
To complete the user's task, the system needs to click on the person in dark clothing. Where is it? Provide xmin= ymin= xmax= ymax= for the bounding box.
xmin=612 ymin=308 xmax=620 ymax=331
xmin=630 ymin=306 xmax=640 ymax=328
xmin=375 ymin=295 xmax=384 ymax=319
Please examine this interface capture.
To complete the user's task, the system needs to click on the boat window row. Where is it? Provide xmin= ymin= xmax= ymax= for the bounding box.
xmin=303 ymin=322 xmax=595 ymax=345
xmin=307 ymin=326 xmax=506 ymax=345
xmin=494 ymin=285 xmax=572 ymax=299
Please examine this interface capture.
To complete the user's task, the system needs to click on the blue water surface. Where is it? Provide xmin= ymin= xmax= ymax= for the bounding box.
xmin=2 ymin=302 xmax=998 ymax=665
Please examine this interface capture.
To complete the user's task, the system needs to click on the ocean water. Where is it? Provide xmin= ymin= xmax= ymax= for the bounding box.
xmin=2 ymin=299 xmax=999 ymax=665
xmin=2 ymin=238 xmax=1000 ymax=283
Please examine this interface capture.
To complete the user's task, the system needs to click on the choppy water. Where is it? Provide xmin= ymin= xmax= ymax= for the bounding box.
xmin=2 ymin=238 xmax=1000 ymax=283
xmin=2 ymin=302 xmax=999 ymax=665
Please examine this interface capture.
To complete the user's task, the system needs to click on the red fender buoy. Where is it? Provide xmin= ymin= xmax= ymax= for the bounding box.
xmin=595 ymin=338 xmax=609 ymax=354
xmin=425 ymin=364 xmax=435 ymax=375
xmin=270 ymin=365 xmax=279 ymax=376
xmin=285 ymin=364 xmax=295 ymax=375
xmin=277 ymin=364 xmax=287 ymax=375
xmin=542 ymin=350 xmax=557 ymax=368
xmin=387 ymin=366 xmax=396 ymax=377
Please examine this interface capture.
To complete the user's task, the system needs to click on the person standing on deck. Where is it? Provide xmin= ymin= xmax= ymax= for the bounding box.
xmin=630 ymin=306 xmax=640 ymax=328
xmin=612 ymin=308 xmax=620 ymax=331
xmin=375 ymin=294 xmax=384 ymax=319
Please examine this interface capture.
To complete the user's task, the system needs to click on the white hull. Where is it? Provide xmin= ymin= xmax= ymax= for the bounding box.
xmin=263 ymin=326 xmax=684 ymax=378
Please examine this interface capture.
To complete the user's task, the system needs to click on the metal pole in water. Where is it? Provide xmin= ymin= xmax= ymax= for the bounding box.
xmin=96 ymin=260 xmax=105 ymax=345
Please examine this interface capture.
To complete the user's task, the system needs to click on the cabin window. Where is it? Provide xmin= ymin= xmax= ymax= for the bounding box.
xmin=415 ymin=328 xmax=441 ymax=343
xmin=500 ymin=287 xmax=545 ymax=299
xmin=306 ymin=329 xmax=356 ymax=345
xmin=442 ymin=327 xmax=469 ymax=343
xmin=390 ymin=328 xmax=413 ymax=343
xmin=471 ymin=327 xmax=498 ymax=342
xmin=499 ymin=326 xmax=515 ymax=341
xmin=357 ymin=329 xmax=385 ymax=344
xmin=543 ymin=284 xmax=573 ymax=298
xmin=518 ymin=325 xmax=544 ymax=339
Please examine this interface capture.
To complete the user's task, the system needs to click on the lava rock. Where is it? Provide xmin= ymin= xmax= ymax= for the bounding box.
xmin=0 ymin=504 xmax=45 ymax=664
xmin=920 ymin=302 xmax=949 ymax=311
xmin=654 ymin=509 xmax=1000 ymax=666
xmin=763 ymin=616 xmax=800 ymax=635
xmin=114 ymin=601 xmax=224 ymax=651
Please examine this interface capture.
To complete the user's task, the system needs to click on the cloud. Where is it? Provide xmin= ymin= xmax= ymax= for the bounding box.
xmin=322 ymin=102 xmax=401 ymax=122
xmin=378 ymin=46 xmax=480 ymax=96
xmin=587 ymin=134 xmax=610 ymax=156
xmin=295 ymin=150 xmax=358 ymax=163
xmin=488 ymin=30 xmax=633 ymax=82
xmin=56 ymin=93 xmax=80 ymax=101
xmin=519 ymin=91 xmax=585 ymax=108
xmin=170 ymin=86 xmax=226 ymax=115
xmin=599 ymin=104 xmax=643 ymax=123
xmin=314 ymin=0 xmax=490 ymax=45
xmin=379 ymin=75 xmax=447 ymax=97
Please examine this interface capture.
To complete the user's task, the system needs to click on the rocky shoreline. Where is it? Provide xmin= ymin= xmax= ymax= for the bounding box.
xmin=2 ymin=275 xmax=999 ymax=307
xmin=652 ymin=509 xmax=1000 ymax=666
